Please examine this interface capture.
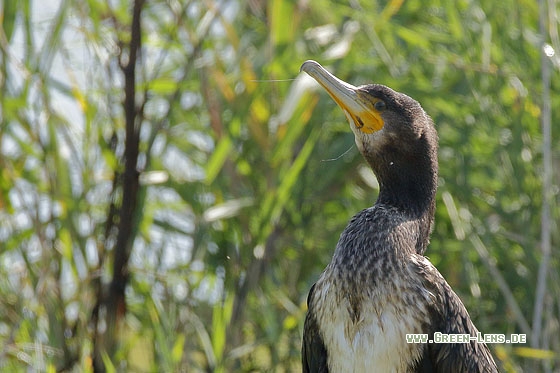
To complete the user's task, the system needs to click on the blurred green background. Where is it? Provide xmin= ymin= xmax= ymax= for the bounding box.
xmin=0 ymin=0 xmax=558 ymax=371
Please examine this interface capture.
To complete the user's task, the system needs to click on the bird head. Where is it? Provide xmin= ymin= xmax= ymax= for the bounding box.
xmin=300 ymin=60 xmax=438 ymax=213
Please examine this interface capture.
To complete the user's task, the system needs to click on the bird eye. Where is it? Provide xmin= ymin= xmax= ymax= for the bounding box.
xmin=374 ymin=100 xmax=386 ymax=111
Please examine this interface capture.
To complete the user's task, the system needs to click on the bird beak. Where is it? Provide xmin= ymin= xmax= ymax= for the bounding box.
xmin=300 ymin=60 xmax=384 ymax=134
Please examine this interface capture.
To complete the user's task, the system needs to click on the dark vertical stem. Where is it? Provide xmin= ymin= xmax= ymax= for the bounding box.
xmin=92 ymin=0 xmax=145 ymax=371
xmin=110 ymin=0 xmax=144 ymax=311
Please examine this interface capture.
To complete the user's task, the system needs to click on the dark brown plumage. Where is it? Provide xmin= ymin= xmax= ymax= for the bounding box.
xmin=300 ymin=60 xmax=497 ymax=372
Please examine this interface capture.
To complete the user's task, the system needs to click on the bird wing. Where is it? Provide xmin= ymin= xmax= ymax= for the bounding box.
xmin=411 ymin=255 xmax=498 ymax=373
xmin=302 ymin=283 xmax=329 ymax=373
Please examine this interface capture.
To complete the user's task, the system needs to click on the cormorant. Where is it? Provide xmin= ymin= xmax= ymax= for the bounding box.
xmin=300 ymin=60 xmax=498 ymax=372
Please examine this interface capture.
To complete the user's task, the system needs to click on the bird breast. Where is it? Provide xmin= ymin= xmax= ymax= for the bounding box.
xmin=312 ymin=265 xmax=432 ymax=372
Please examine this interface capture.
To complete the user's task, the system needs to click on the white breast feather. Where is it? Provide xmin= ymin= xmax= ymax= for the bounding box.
xmin=314 ymin=273 xmax=428 ymax=373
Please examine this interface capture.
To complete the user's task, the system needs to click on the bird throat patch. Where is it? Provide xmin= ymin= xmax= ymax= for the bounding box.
xmin=353 ymin=111 xmax=384 ymax=134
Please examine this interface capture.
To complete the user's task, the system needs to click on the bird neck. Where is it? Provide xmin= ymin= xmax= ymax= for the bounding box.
xmin=373 ymin=159 xmax=437 ymax=254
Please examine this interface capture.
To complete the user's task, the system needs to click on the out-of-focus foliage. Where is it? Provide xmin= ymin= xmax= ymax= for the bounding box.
xmin=0 ymin=0 xmax=558 ymax=371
